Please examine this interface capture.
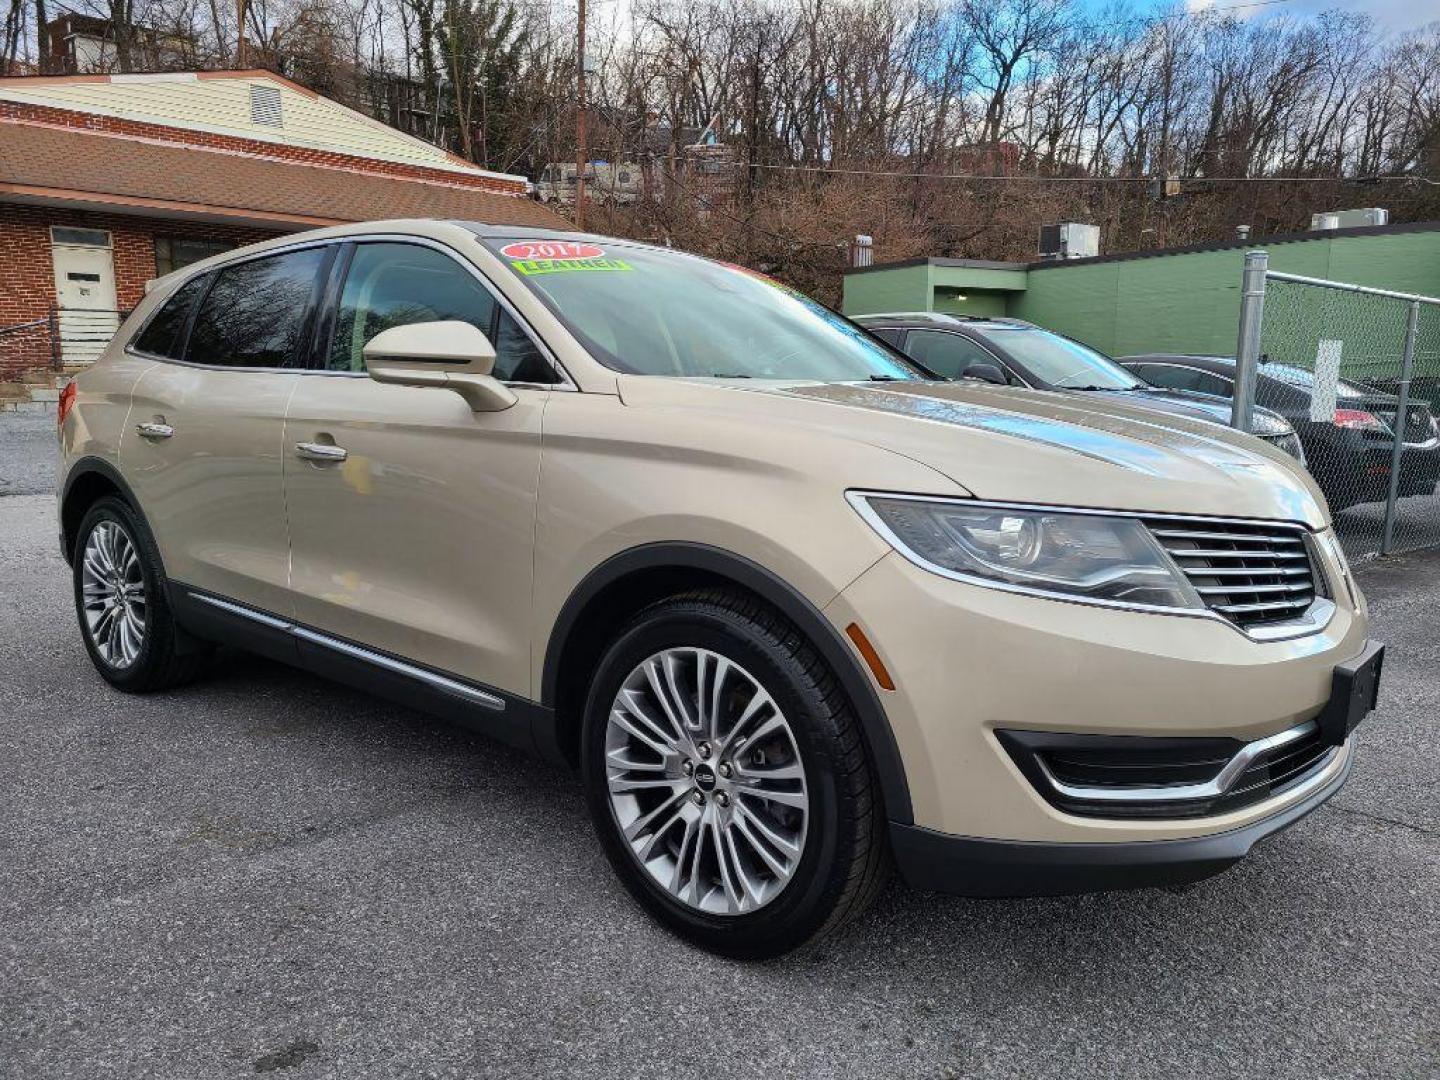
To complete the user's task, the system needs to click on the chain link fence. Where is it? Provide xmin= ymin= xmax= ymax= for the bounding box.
xmin=1245 ymin=267 xmax=1440 ymax=561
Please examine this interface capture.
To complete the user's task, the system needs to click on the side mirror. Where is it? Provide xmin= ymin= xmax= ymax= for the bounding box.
xmin=363 ymin=320 xmax=517 ymax=412
xmin=960 ymin=363 xmax=1007 ymax=385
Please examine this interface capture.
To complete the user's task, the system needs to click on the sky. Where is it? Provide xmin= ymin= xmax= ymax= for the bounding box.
xmin=1150 ymin=0 xmax=1437 ymax=33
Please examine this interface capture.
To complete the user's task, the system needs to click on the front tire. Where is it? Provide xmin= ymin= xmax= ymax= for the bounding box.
xmin=581 ymin=588 xmax=888 ymax=959
xmin=72 ymin=496 xmax=208 ymax=692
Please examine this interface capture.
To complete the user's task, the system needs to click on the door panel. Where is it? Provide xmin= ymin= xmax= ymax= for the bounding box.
xmin=282 ymin=378 xmax=547 ymax=697
xmin=123 ymin=363 xmax=297 ymax=615
xmin=118 ymin=245 xmax=332 ymax=616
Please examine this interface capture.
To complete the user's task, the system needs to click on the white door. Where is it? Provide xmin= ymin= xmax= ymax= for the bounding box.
xmin=51 ymin=231 xmax=119 ymax=365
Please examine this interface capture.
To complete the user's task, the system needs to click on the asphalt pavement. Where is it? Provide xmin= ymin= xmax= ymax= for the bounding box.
xmin=2 ymin=416 xmax=1438 ymax=1079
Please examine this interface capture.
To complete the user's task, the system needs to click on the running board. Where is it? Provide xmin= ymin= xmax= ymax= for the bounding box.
xmin=189 ymin=591 xmax=505 ymax=711
xmin=169 ymin=584 xmax=558 ymax=762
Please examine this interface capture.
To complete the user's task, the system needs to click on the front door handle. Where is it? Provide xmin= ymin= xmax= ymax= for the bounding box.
xmin=295 ymin=441 xmax=348 ymax=463
xmin=135 ymin=421 xmax=174 ymax=439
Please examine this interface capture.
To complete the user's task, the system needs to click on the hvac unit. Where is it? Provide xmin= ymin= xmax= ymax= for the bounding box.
xmin=1309 ymin=208 xmax=1389 ymax=231
xmin=1038 ymin=222 xmax=1100 ymax=260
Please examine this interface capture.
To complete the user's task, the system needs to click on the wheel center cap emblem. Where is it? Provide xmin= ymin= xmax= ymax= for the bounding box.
xmin=693 ymin=763 xmax=717 ymax=791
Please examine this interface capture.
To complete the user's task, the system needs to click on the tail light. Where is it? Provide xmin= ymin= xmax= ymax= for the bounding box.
xmin=1332 ymin=408 xmax=1388 ymax=434
xmin=57 ymin=380 xmax=78 ymax=430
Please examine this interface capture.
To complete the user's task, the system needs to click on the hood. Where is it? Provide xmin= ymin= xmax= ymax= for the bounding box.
xmin=1098 ymin=387 xmax=1293 ymax=437
xmin=616 ymin=376 xmax=1330 ymax=528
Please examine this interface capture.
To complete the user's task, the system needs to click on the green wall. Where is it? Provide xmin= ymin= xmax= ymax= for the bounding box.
xmin=842 ymin=228 xmax=1440 ymax=367
xmin=1012 ymin=230 xmax=1440 ymax=358
xmin=843 ymin=264 xmax=932 ymax=315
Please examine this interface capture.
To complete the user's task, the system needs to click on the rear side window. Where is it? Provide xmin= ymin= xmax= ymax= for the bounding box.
xmin=326 ymin=242 xmax=558 ymax=383
xmin=185 ymin=248 xmax=328 ymax=369
xmin=869 ymin=327 xmax=905 ymax=348
xmin=132 ymin=276 xmax=207 ymax=359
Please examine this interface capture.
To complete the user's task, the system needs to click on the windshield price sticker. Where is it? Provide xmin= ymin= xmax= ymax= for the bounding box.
xmin=510 ymin=257 xmax=633 ymax=276
xmin=500 ymin=241 xmax=606 ymax=261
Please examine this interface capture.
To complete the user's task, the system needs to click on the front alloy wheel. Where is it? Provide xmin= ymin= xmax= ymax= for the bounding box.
xmin=605 ymin=647 xmax=809 ymax=915
xmin=582 ymin=589 xmax=889 ymax=959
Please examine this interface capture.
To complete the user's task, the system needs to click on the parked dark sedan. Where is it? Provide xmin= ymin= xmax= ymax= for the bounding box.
xmin=853 ymin=313 xmax=1305 ymax=461
xmin=1121 ymin=354 xmax=1440 ymax=512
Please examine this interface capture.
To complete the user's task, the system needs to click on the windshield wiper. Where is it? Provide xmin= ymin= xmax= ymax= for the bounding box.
xmin=709 ymin=372 xmax=752 ymax=378
xmin=869 ymin=374 xmax=903 ymax=382
xmin=1063 ymin=384 xmax=1138 ymax=392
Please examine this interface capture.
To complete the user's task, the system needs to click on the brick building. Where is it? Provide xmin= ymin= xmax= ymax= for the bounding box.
xmin=0 ymin=69 xmax=566 ymax=385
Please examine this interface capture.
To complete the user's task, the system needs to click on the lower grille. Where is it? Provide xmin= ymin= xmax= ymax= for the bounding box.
xmin=998 ymin=722 xmax=1338 ymax=820
xmin=1144 ymin=516 xmax=1321 ymax=631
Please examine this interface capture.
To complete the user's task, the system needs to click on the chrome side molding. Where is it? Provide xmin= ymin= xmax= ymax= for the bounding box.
xmin=189 ymin=591 xmax=505 ymax=711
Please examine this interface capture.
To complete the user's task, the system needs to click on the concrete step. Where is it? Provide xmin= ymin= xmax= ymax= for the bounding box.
xmin=29 ymin=387 xmax=60 ymax=402
xmin=19 ymin=369 xmax=57 ymax=384
xmin=0 ymin=399 xmax=55 ymax=413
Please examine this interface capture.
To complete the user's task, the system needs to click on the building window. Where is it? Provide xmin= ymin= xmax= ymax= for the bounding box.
xmin=50 ymin=226 xmax=111 ymax=247
xmin=249 ymin=84 xmax=283 ymax=127
xmin=154 ymin=237 xmax=235 ymax=277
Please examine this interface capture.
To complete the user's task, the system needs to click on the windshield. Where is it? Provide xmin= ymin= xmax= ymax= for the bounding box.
xmin=979 ymin=327 xmax=1142 ymax=390
xmin=482 ymin=238 xmax=924 ymax=381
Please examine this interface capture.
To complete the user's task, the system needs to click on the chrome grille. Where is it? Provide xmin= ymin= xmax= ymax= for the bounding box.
xmin=1144 ymin=517 xmax=1320 ymax=630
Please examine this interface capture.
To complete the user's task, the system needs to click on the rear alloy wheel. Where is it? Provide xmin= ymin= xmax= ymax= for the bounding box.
xmin=582 ymin=589 xmax=888 ymax=959
xmin=72 ymin=496 xmax=209 ymax=692
xmin=79 ymin=519 xmax=148 ymax=669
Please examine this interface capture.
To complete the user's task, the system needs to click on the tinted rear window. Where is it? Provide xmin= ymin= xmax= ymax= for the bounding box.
xmin=185 ymin=248 xmax=328 ymax=369
xmin=132 ymin=276 xmax=207 ymax=359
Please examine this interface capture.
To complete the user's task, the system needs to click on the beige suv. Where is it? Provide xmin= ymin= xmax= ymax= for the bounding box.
xmin=58 ymin=220 xmax=1383 ymax=958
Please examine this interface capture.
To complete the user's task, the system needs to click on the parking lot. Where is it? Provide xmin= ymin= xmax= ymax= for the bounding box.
xmin=2 ymin=412 xmax=1438 ymax=1079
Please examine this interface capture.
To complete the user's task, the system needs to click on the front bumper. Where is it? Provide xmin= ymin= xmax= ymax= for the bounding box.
xmin=890 ymin=748 xmax=1351 ymax=896
xmin=825 ymin=528 xmax=1369 ymax=848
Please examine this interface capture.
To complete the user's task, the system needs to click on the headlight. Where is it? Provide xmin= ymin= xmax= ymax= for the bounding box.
xmin=850 ymin=493 xmax=1205 ymax=611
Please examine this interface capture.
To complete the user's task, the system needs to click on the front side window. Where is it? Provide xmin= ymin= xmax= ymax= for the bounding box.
xmin=132 ymin=275 xmax=207 ymax=359
xmin=904 ymin=330 xmax=1006 ymax=381
xmin=1136 ymin=364 xmax=1203 ymax=392
xmin=327 ymin=242 xmax=557 ymax=383
xmin=185 ymin=247 xmax=328 ymax=369
xmin=483 ymin=239 xmax=924 ymax=382
xmin=974 ymin=327 xmax=1141 ymax=390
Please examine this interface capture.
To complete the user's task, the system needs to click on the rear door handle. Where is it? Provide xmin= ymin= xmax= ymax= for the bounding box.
xmin=295 ymin=441 xmax=348 ymax=463
xmin=135 ymin=422 xmax=173 ymax=439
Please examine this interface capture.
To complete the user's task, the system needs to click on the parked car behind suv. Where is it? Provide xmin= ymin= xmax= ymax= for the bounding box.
xmin=59 ymin=222 xmax=1380 ymax=959
xmin=855 ymin=313 xmax=1306 ymax=461
xmin=1121 ymin=354 xmax=1440 ymax=512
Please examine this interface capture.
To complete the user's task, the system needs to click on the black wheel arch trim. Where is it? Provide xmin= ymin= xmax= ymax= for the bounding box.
xmin=59 ymin=456 xmax=157 ymax=568
xmin=541 ymin=541 xmax=914 ymax=825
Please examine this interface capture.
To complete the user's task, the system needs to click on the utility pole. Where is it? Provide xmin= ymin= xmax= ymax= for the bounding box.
xmin=574 ymin=0 xmax=587 ymax=231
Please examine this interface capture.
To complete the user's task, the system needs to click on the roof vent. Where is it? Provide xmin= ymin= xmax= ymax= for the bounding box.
xmin=249 ymin=84 xmax=283 ymax=127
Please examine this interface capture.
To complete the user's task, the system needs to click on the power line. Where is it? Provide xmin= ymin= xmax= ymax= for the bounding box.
xmin=732 ymin=161 xmax=1422 ymax=183
xmin=1157 ymin=0 xmax=1305 ymax=21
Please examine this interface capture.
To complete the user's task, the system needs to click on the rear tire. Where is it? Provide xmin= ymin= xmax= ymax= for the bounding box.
xmin=581 ymin=587 xmax=888 ymax=959
xmin=72 ymin=496 xmax=209 ymax=692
